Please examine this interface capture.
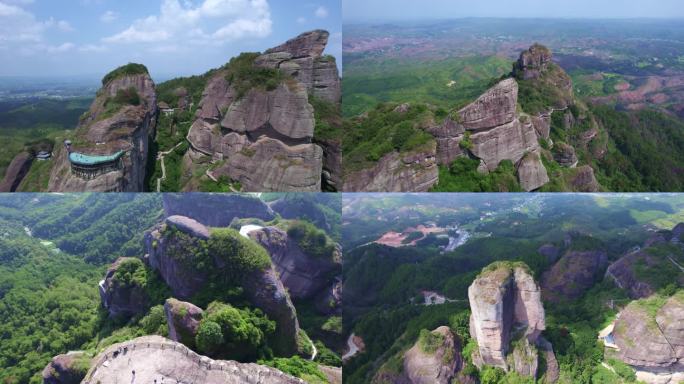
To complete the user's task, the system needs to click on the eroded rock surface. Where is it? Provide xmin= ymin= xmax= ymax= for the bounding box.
xmin=82 ymin=336 xmax=304 ymax=384
xmin=468 ymin=263 xmax=548 ymax=378
xmin=99 ymin=257 xmax=149 ymax=318
xmin=144 ymin=216 xmax=300 ymax=355
xmin=249 ymin=226 xmax=341 ymax=299
xmin=42 ymin=352 xmax=88 ymax=384
xmin=610 ymin=293 xmax=684 ymax=384
xmin=164 ymin=298 xmax=203 ymax=349
xmin=48 ymin=69 xmax=156 ymax=192
xmin=185 ymin=30 xmax=339 ymax=191
xmin=343 ymin=144 xmax=438 ymax=192
xmin=403 ymin=327 xmax=463 ymax=384
xmin=517 ymin=150 xmax=550 ymax=191
xmin=0 ymin=152 xmax=33 ymax=192
xmin=541 ymin=250 xmax=608 ymax=302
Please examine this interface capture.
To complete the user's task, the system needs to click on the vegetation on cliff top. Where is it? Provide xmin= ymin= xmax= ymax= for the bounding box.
xmin=101 ymin=63 xmax=149 ymax=86
xmin=285 ymin=220 xmax=337 ymax=260
xmin=224 ymin=52 xmax=285 ymax=99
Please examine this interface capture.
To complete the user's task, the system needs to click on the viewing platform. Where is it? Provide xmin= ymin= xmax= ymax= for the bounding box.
xmin=65 ymin=140 xmax=125 ymax=180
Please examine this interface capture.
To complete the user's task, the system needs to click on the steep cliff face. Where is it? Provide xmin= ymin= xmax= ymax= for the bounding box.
xmin=99 ymin=257 xmax=149 ymax=318
xmin=343 ymin=142 xmax=439 ymax=192
xmin=144 ymin=215 xmax=301 ymax=355
xmin=607 ymin=225 xmax=684 ymax=299
xmin=541 ymin=249 xmax=608 ymax=302
xmin=609 ymin=293 xmax=684 ymax=384
xmin=162 ymin=193 xmax=275 ymax=227
xmin=184 ymin=30 xmax=340 ymax=191
xmin=403 ymin=327 xmax=463 ymax=384
xmin=41 ymin=352 xmax=88 ymax=384
xmin=164 ymin=298 xmax=203 ymax=349
xmin=82 ymin=336 xmax=304 ymax=384
xmin=468 ymin=263 xmax=554 ymax=379
xmin=48 ymin=65 xmax=156 ymax=192
xmin=0 ymin=152 xmax=33 ymax=192
xmin=249 ymin=226 xmax=341 ymax=299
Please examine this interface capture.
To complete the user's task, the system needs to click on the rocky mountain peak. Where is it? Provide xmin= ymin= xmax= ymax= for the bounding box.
xmin=514 ymin=43 xmax=553 ymax=80
xmin=456 ymin=78 xmax=518 ymax=131
xmin=468 ymin=262 xmax=550 ymax=378
xmin=265 ymin=29 xmax=330 ymax=59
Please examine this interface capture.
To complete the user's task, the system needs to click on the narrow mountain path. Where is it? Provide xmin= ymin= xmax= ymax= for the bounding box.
xmin=310 ymin=338 xmax=317 ymax=361
xmin=668 ymin=255 xmax=684 ymax=272
xmin=156 ymin=141 xmax=184 ymax=192
xmin=342 ymin=333 xmax=360 ymax=360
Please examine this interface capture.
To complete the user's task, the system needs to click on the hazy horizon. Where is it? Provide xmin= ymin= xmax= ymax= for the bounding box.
xmin=0 ymin=0 xmax=341 ymax=78
xmin=343 ymin=0 xmax=684 ymax=22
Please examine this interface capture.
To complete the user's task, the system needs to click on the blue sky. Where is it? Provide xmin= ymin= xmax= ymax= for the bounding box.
xmin=344 ymin=0 xmax=684 ymax=22
xmin=0 ymin=0 xmax=341 ymax=79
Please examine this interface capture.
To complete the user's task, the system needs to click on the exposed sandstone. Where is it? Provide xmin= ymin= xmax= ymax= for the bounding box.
xmin=456 ymin=78 xmax=518 ymax=131
xmin=567 ymin=165 xmax=600 ymax=192
xmin=517 ymin=150 xmax=550 ymax=191
xmin=610 ymin=293 xmax=684 ymax=384
xmin=99 ymin=257 xmax=149 ymax=318
xmin=266 ymin=30 xmax=329 ymax=59
xmin=403 ymin=326 xmax=463 ymax=384
xmin=469 ymin=118 xmax=540 ymax=172
xmin=552 ymin=142 xmax=578 ymax=168
xmin=42 ymin=352 xmax=88 ymax=384
xmin=248 ymin=226 xmax=341 ymax=299
xmin=82 ymin=336 xmax=304 ymax=384
xmin=514 ymin=44 xmax=552 ymax=80
xmin=164 ymin=298 xmax=203 ymax=349
xmin=0 ymin=151 xmax=33 ymax=192
xmin=343 ymin=144 xmax=439 ymax=192
xmin=48 ymin=70 xmax=156 ymax=192
xmin=541 ymin=250 xmax=608 ymax=302
xmin=144 ymin=217 xmax=300 ymax=355
xmin=468 ymin=263 xmax=547 ymax=378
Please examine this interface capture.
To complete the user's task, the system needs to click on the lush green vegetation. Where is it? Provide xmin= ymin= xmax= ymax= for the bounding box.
xmin=310 ymin=96 xmax=342 ymax=142
xmin=343 ymin=103 xmax=435 ymax=172
xmin=516 ymin=63 xmax=573 ymax=114
xmin=101 ymin=63 xmax=149 ymax=86
xmin=112 ymin=258 xmax=147 ymax=287
xmin=417 ymin=328 xmax=444 ymax=354
xmin=224 ymin=52 xmax=285 ymax=99
xmin=342 ymin=56 xmax=511 ymax=117
xmin=285 ymin=220 xmax=337 ymax=259
xmin=431 ymin=158 xmax=523 ymax=192
xmin=260 ymin=356 xmax=329 ymax=384
xmin=195 ymin=301 xmax=275 ymax=361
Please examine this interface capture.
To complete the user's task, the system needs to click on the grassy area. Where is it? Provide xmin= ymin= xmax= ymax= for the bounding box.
xmin=342 ymin=56 xmax=511 ymax=117
xmin=101 ymin=63 xmax=149 ymax=86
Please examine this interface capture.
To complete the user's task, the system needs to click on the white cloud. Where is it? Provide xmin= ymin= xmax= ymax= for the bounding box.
xmin=104 ymin=0 xmax=272 ymax=45
xmin=57 ymin=20 xmax=74 ymax=31
xmin=315 ymin=5 xmax=328 ymax=18
xmin=79 ymin=44 xmax=107 ymax=52
xmin=296 ymin=16 xmax=306 ymax=24
xmin=46 ymin=42 xmax=75 ymax=53
xmin=0 ymin=1 xmax=43 ymax=42
xmin=100 ymin=10 xmax=119 ymax=23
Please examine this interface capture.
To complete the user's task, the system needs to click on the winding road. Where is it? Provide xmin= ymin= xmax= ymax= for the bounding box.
xmin=156 ymin=141 xmax=184 ymax=192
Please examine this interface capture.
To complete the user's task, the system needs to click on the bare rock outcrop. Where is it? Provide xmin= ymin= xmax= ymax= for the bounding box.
xmin=41 ymin=352 xmax=88 ymax=384
xmin=82 ymin=336 xmax=304 ymax=384
xmin=144 ymin=216 xmax=301 ymax=355
xmin=552 ymin=142 xmax=578 ymax=168
xmin=48 ymin=66 xmax=156 ymax=192
xmin=343 ymin=144 xmax=439 ymax=192
xmin=164 ymin=298 xmax=203 ymax=349
xmin=514 ymin=44 xmax=553 ymax=80
xmin=468 ymin=262 xmax=549 ymax=379
xmin=0 ymin=151 xmax=33 ymax=192
xmin=185 ymin=30 xmax=339 ymax=191
xmin=517 ymin=150 xmax=550 ymax=191
xmin=403 ymin=327 xmax=463 ymax=384
xmin=567 ymin=165 xmax=600 ymax=192
xmin=541 ymin=249 xmax=608 ymax=302
xmin=457 ymin=78 xmax=519 ymax=131
xmin=99 ymin=257 xmax=149 ymax=318
xmin=162 ymin=193 xmax=275 ymax=227
xmin=249 ymin=226 xmax=341 ymax=299
xmin=609 ymin=293 xmax=684 ymax=384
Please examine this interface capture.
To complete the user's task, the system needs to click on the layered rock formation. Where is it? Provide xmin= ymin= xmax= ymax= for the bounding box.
xmin=249 ymin=226 xmax=341 ymax=299
xmin=48 ymin=65 xmax=156 ymax=192
xmin=541 ymin=249 xmax=608 ymax=302
xmin=41 ymin=352 xmax=88 ymax=384
xmin=164 ymin=298 xmax=203 ymax=349
xmin=0 ymin=151 xmax=33 ymax=192
xmin=162 ymin=193 xmax=275 ymax=227
xmin=609 ymin=293 xmax=684 ymax=384
xmin=99 ymin=257 xmax=149 ymax=318
xmin=185 ymin=30 xmax=340 ymax=191
xmin=144 ymin=215 xmax=301 ymax=355
xmin=82 ymin=336 xmax=304 ymax=384
xmin=468 ymin=262 xmax=556 ymax=380
xmin=343 ymin=143 xmax=439 ymax=192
